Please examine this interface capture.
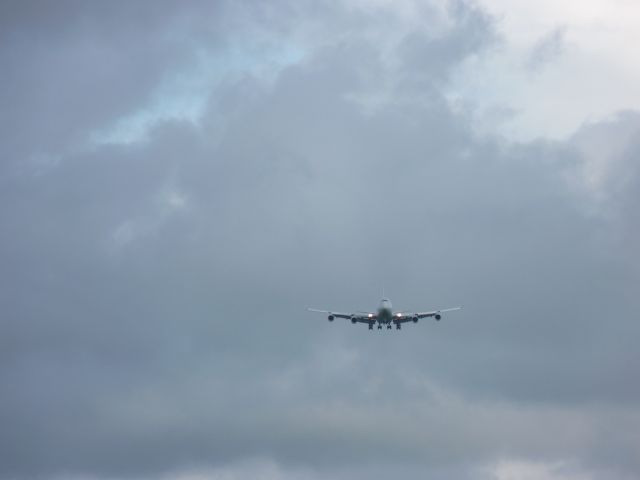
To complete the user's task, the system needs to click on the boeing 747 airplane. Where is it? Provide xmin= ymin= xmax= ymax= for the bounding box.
xmin=308 ymin=298 xmax=461 ymax=330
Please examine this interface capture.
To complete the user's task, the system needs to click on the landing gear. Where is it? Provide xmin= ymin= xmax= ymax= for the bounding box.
xmin=396 ymin=323 xmax=401 ymax=330
xmin=368 ymin=323 xmax=374 ymax=330
xmin=377 ymin=324 xmax=382 ymax=329
xmin=387 ymin=324 xmax=392 ymax=329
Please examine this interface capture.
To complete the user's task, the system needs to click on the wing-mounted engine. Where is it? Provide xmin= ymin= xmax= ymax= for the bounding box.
xmin=328 ymin=314 xmax=335 ymax=321
xmin=351 ymin=316 xmax=358 ymax=324
xmin=435 ymin=312 xmax=441 ymax=320
xmin=413 ymin=315 xmax=419 ymax=323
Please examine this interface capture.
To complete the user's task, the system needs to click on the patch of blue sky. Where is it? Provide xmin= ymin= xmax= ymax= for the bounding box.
xmin=90 ymin=44 xmax=305 ymax=147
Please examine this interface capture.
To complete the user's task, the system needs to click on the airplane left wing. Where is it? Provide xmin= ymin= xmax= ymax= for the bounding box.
xmin=394 ymin=307 xmax=462 ymax=324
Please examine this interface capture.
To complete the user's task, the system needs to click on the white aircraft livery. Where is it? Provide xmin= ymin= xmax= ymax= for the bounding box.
xmin=308 ymin=298 xmax=461 ymax=330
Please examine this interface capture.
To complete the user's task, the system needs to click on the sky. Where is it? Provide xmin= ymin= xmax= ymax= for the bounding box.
xmin=1 ymin=1 xmax=639 ymax=479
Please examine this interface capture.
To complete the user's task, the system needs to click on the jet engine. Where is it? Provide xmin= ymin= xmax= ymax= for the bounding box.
xmin=413 ymin=316 xmax=419 ymax=323
xmin=328 ymin=315 xmax=335 ymax=321
xmin=435 ymin=313 xmax=441 ymax=321
xmin=351 ymin=316 xmax=358 ymax=324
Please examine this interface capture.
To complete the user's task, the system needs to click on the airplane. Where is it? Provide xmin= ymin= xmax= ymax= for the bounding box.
xmin=308 ymin=298 xmax=461 ymax=330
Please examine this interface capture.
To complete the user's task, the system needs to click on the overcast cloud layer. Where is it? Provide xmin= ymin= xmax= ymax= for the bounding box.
xmin=1 ymin=1 xmax=640 ymax=479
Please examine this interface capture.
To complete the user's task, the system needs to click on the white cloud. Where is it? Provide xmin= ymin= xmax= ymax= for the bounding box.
xmin=452 ymin=0 xmax=640 ymax=140
xmin=109 ymin=187 xmax=190 ymax=251
xmin=488 ymin=459 xmax=592 ymax=480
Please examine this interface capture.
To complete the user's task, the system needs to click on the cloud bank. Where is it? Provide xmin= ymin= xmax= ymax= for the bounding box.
xmin=1 ymin=1 xmax=639 ymax=479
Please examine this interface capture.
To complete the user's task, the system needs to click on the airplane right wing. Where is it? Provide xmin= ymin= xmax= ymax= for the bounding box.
xmin=307 ymin=308 xmax=377 ymax=324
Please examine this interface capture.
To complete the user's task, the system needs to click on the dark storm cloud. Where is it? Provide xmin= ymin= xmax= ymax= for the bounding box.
xmin=1 ymin=2 xmax=177 ymax=159
xmin=0 ymin=0 xmax=294 ymax=172
xmin=1 ymin=1 xmax=639 ymax=479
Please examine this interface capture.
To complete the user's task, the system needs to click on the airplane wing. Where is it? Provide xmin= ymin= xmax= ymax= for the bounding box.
xmin=307 ymin=308 xmax=377 ymax=324
xmin=394 ymin=307 xmax=462 ymax=324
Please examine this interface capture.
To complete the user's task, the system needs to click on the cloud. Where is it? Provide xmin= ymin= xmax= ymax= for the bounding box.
xmin=525 ymin=26 xmax=567 ymax=71
xmin=488 ymin=459 xmax=593 ymax=480
xmin=449 ymin=0 xmax=640 ymax=140
xmin=1 ymin=1 xmax=639 ymax=479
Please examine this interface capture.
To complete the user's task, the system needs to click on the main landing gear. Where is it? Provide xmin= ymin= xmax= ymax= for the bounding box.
xmin=370 ymin=323 xmax=401 ymax=331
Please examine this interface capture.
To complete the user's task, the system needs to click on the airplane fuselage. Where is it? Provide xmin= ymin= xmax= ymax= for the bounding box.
xmin=377 ymin=298 xmax=393 ymax=324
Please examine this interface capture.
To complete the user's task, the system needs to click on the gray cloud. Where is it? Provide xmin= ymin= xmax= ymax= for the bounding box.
xmin=1 ymin=1 xmax=639 ymax=479
xmin=526 ymin=26 xmax=567 ymax=72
